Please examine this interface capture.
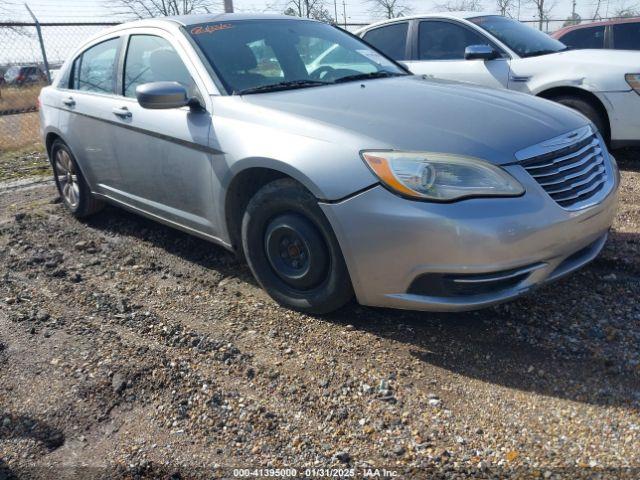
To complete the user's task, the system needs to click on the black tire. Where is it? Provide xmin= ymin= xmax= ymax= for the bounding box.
xmin=50 ymin=139 xmax=104 ymax=218
xmin=241 ymin=178 xmax=353 ymax=314
xmin=553 ymin=95 xmax=609 ymax=142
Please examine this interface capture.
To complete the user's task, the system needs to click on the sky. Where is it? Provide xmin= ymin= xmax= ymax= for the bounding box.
xmin=0 ymin=0 xmax=633 ymax=25
xmin=0 ymin=0 xmax=633 ymax=65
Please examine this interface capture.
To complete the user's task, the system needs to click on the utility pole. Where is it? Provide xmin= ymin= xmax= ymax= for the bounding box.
xmin=517 ymin=0 xmax=521 ymax=20
xmin=223 ymin=0 xmax=234 ymax=13
xmin=24 ymin=3 xmax=51 ymax=84
xmin=342 ymin=0 xmax=346 ymax=28
xmin=571 ymin=0 xmax=576 ymax=18
xmin=334 ymin=0 xmax=338 ymax=24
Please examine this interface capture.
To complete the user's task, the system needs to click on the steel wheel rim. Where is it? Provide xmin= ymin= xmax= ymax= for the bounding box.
xmin=55 ymin=149 xmax=79 ymax=209
xmin=264 ymin=213 xmax=329 ymax=290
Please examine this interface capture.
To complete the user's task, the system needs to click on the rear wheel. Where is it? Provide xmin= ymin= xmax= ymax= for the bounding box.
xmin=51 ymin=139 xmax=103 ymax=218
xmin=241 ymin=178 xmax=353 ymax=314
xmin=553 ymin=95 xmax=608 ymax=142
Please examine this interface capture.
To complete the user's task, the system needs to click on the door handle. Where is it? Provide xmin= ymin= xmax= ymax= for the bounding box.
xmin=62 ymin=97 xmax=75 ymax=107
xmin=112 ymin=106 xmax=132 ymax=119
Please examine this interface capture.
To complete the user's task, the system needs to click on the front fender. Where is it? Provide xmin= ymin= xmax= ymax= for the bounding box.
xmin=227 ymin=156 xmax=339 ymax=201
xmin=512 ymin=68 xmax=630 ymax=95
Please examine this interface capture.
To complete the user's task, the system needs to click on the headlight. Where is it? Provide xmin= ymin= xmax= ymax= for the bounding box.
xmin=626 ymin=74 xmax=640 ymax=94
xmin=361 ymin=151 xmax=524 ymax=201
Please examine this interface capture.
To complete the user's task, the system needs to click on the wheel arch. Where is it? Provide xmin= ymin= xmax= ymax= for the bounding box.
xmin=224 ymin=166 xmax=308 ymax=256
xmin=43 ymin=129 xmax=97 ymax=193
xmin=44 ymin=130 xmax=63 ymax=160
xmin=536 ymin=86 xmax=611 ymax=141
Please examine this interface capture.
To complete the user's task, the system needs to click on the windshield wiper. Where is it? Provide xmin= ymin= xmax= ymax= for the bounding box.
xmin=234 ymin=80 xmax=330 ymax=95
xmin=332 ymin=71 xmax=405 ymax=84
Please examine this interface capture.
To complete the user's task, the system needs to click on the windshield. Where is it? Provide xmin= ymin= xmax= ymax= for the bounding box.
xmin=5 ymin=66 xmax=20 ymax=80
xmin=470 ymin=16 xmax=567 ymax=58
xmin=187 ymin=19 xmax=406 ymax=94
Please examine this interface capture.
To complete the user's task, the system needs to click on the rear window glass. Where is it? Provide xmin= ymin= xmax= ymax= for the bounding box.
xmin=613 ymin=22 xmax=640 ymax=50
xmin=362 ymin=23 xmax=409 ymax=60
xmin=71 ymin=38 xmax=119 ymax=93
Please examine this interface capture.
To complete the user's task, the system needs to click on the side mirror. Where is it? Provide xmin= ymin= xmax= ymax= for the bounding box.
xmin=464 ymin=45 xmax=498 ymax=61
xmin=136 ymin=81 xmax=190 ymax=109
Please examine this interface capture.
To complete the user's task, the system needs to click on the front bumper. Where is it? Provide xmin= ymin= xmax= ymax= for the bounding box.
xmin=596 ymin=90 xmax=640 ymax=145
xmin=320 ymin=160 xmax=619 ymax=312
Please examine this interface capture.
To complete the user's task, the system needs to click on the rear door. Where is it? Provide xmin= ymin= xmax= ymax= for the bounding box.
xmin=57 ymin=36 xmax=123 ymax=194
xmin=403 ymin=19 xmax=511 ymax=89
xmin=108 ymin=29 xmax=219 ymax=237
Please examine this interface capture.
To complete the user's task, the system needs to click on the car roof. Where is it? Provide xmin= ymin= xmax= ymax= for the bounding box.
xmin=359 ymin=11 xmax=498 ymax=31
xmin=552 ymin=16 xmax=640 ymax=37
xmin=111 ymin=12 xmax=315 ymax=29
xmin=77 ymin=13 xmax=320 ymax=49
xmin=165 ymin=12 xmax=311 ymax=26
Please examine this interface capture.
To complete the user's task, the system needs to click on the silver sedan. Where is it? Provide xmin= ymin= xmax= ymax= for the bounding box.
xmin=39 ymin=14 xmax=619 ymax=313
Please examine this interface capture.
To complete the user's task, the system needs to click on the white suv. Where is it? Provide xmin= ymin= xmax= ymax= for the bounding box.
xmin=357 ymin=13 xmax=640 ymax=148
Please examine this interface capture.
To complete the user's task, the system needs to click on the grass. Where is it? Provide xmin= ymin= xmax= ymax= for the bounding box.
xmin=0 ymin=84 xmax=44 ymax=152
xmin=0 ymin=84 xmax=43 ymax=112
xmin=0 ymin=143 xmax=49 ymax=182
xmin=0 ymin=112 xmax=41 ymax=152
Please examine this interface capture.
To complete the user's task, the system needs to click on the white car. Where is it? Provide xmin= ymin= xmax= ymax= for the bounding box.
xmin=356 ymin=13 xmax=640 ymax=148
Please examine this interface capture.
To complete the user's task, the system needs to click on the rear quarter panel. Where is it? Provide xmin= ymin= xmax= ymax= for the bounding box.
xmin=39 ymin=86 xmax=61 ymax=149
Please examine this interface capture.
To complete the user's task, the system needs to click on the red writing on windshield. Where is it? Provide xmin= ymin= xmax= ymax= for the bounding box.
xmin=191 ymin=24 xmax=233 ymax=35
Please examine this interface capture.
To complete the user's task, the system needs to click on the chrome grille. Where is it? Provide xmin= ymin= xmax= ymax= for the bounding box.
xmin=519 ymin=128 xmax=608 ymax=210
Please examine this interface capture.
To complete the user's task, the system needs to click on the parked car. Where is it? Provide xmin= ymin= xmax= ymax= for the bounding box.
xmin=552 ymin=17 xmax=640 ymax=51
xmin=356 ymin=13 xmax=640 ymax=148
xmin=3 ymin=65 xmax=47 ymax=86
xmin=39 ymin=14 xmax=619 ymax=314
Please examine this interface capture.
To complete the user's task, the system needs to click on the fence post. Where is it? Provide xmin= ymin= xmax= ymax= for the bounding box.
xmin=24 ymin=4 xmax=51 ymax=84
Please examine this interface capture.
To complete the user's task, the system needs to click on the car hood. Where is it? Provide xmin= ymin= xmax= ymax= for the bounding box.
xmin=515 ymin=48 xmax=640 ymax=91
xmin=238 ymin=75 xmax=588 ymax=165
xmin=542 ymin=48 xmax=640 ymax=69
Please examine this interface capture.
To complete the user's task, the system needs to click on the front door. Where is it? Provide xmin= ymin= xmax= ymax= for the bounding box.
xmin=403 ymin=20 xmax=511 ymax=89
xmin=108 ymin=32 xmax=220 ymax=237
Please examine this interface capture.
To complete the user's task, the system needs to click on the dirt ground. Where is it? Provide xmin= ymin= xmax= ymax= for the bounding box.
xmin=0 ymin=149 xmax=639 ymax=479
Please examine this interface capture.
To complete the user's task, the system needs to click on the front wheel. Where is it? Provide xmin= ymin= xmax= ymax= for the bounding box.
xmin=241 ymin=178 xmax=353 ymax=314
xmin=553 ymin=95 xmax=609 ymax=143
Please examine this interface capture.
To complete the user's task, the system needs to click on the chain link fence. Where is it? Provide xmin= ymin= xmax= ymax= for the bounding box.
xmin=0 ymin=22 xmax=118 ymax=153
xmin=0 ymin=17 xmax=627 ymax=155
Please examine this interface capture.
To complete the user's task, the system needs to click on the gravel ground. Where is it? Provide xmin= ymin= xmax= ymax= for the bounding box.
xmin=0 ymin=149 xmax=639 ymax=479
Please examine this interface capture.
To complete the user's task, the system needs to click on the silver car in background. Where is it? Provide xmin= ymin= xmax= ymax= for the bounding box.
xmin=39 ymin=14 xmax=619 ymax=314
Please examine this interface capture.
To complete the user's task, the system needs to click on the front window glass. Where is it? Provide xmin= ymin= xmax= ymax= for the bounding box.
xmin=188 ymin=20 xmax=406 ymax=94
xmin=470 ymin=15 xmax=567 ymax=57
xmin=419 ymin=20 xmax=493 ymax=60
xmin=123 ymin=35 xmax=197 ymax=98
xmin=72 ymin=38 xmax=119 ymax=93
xmin=560 ymin=26 xmax=605 ymax=49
